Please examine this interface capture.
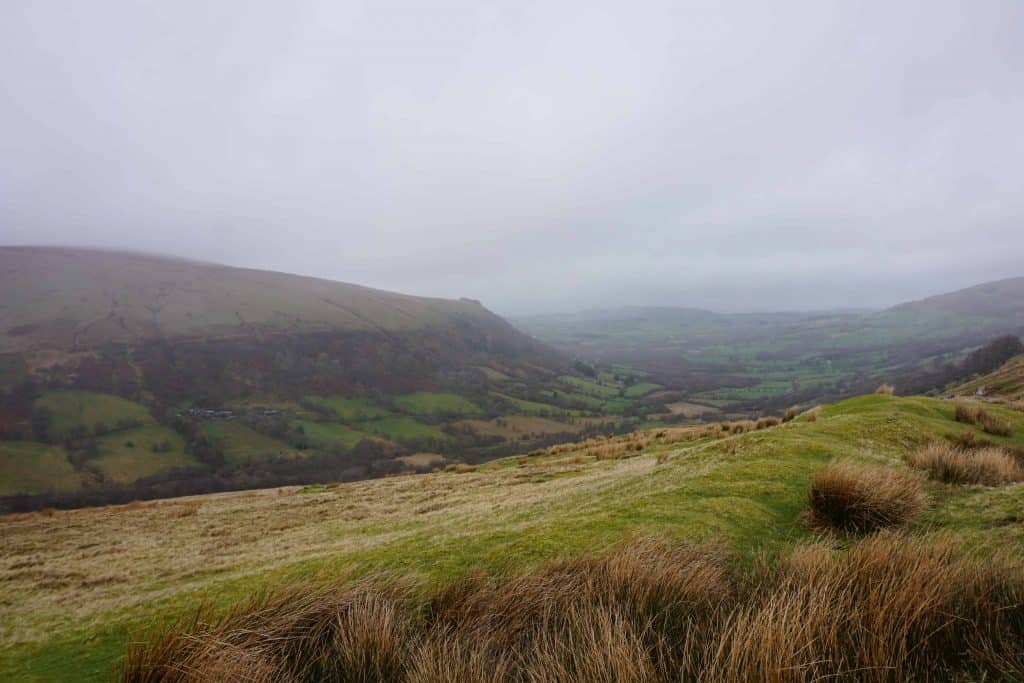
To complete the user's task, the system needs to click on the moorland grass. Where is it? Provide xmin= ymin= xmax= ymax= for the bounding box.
xmin=906 ymin=442 xmax=1023 ymax=486
xmin=807 ymin=462 xmax=926 ymax=533
xmin=122 ymin=534 xmax=1024 ymax=682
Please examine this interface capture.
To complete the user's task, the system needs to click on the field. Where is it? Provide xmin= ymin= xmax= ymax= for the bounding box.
xmin=34 ymin=390 xmax=152 ymax=438
xmin=300 ymin=396 xmax=389 ymax=421
xmin=92 ymin=426 xmax=192 ymax=483
xmin=201 ymin=422 xmax=296 ymax=463
xmin=357 ymin=416 xmax=452 ymax=444
xmin=3 ymin=392 xmax=1024 ymax=679
xmin=293 ymin=420 xmax=371 ymax=450
xmin=392 ymin=392 xmax=481 ymax=416
xmin=0 ymin=442 xmax=80 ymax=495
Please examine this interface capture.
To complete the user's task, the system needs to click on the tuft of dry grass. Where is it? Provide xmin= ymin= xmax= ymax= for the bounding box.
xmin=756 ymin=417 xmax=780 ymax=429
xmin=979 ymin=410 xmax=1013 ymax=437
xmin=123 ymin=534 xmax=1024 ymax=682
xmin=955 ymin=402 xmax=980 ymax=424
xmin=907 ymin=443 xmax=1024 ymax=486
xmin=782 ymin=407 xmax=797 ymax=423
xmin=444 ymin=463 xmax=477 ymax=474
xmin=804 ymin=411 xmax=818 ymax=423
xmin=807 ymin=463 xmax=926 ymax=533
xmin=875 ymin=383 xmax=895 ymax=395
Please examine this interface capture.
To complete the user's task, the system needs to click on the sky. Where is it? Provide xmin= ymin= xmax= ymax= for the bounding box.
xmin=2 ymin=1 xmax=1023 ymax=315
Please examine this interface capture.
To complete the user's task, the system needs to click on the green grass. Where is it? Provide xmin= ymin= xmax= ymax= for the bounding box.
xmin=0 ymin=441 xmax=80 ymax=495
xmin=202 ymin=421 xmax=295 ymax=464
xmin=92 ymin=426 xmax=193 ymax=484
xmin=624 ymin=381 xmax=661 ymax=398
xmin=34 ymin=390 xmax=152 ymax=438
xmin=557 ymin=375 xmax=620 ymax=398
xmin=5 ymin=393 xmax=1024 ymax=681
xmin=492 ymin=393 xmax=574 ymax=416
xmin=301 ymin=396 xmax=390 ymax=421
xmin=357 ymin=416 xmax=452 ymax=443
xmin=294 ymin=420 xmax=370 ymax=449
xmin=393 ymin=392 xmax=482 ymax=416
xmin=476 ymin=366 xmax=512 ymax=381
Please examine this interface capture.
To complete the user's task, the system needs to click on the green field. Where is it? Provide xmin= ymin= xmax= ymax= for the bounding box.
xmin=357 ymin=416 xmax=452 ymax=443
xmin=202 ymin=421 xmax=295 ymax=463
xmin=623 ymin=381 xmax=662 ymax=397
xmin=393 ymin=392 xmax=482 ymax=416
xmin=294 ymin=420 xmax=371 ymax=449
xmin=0 ymin=442 xmax=80 ymax=495
xmin=4 ymin=392 xmax=1024 ymax=680
xmin=92 ymin=426 xmax=193 ymax=484
xmin=301 ymin=396 xmax=390 ymax=421
xmin=556 ymin=375 xmax=620 ymax=398
xmin=34 ymin=390 xmax=152 ymax=438
xmin=491 ymin=392 xmax=574 ymax=416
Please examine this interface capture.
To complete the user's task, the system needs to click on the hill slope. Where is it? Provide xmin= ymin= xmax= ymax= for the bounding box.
xmin=948 ymin=353 xmax=1024 ymax=402
xmin=0 ymin=246 xmax=513 ymax=353
xmin=0 ymin=248 xmax=669 ymax=503
xmin=2 ymin=391 xmax=1023 ymax=680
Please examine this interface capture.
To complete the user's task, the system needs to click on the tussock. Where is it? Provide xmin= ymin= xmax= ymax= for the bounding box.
xmin=875 ymin=383 xmax=895 ymax=395
xmin=907 ymin=443 xmax=1023 ymax=485
xmin=124 ymin=534 xmax=1024 ymax=682
xmin=807 ymin=463 xmax=926 ymax=533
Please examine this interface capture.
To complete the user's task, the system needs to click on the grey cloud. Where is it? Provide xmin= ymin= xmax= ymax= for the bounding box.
xmin=1 ymin=0 xmax=1022 ymax=314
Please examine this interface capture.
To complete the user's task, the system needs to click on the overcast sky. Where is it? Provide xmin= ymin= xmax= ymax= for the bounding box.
xmin=2 ymin=1 xmax=1022 ymax=314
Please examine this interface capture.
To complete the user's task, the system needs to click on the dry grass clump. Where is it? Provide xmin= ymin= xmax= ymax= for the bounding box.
xmin=953 ymin=403 xmax=1014 ymax=437
xmin=756 ymin=417 xmax=780 ymax=429
xmin=979 ymin=410 xmax=1013 ymax=437
xmin=875 ymin=383 xmax=895 ymax=395
xmin=907 ymin=443 xmax=1024 ymax=486
xmin=804 ymin=410 xmax=818 ymax=422
xmin=955 ymin=402 xmax=980 ymax=424
xmin=444 ymin=463 xmax=476 ymax=474
xmin=807 ymin=463 xmax=927 ymax=533
xmin=782 ymin=407 xmax=797 ymax=423
xmin=124 ymin=534 xmax=1024 ymax=682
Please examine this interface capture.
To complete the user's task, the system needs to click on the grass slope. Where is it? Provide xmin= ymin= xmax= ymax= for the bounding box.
xmin=202 ymin=422 xmax=296 ymax=464
xmin=393 ymin=392 xmax=482 ymax=416
xmin=0 ymin=442 xmax=80 ymax=495
xmin=2 ymin=393 xmax=1024 ymax=680
xmin=948 ymin=353 xmax=1024 ymax=401
xmin=0 ymin=247 xmax=512 ymax=353
xmin=92 ymin=426 xmax=192 ymax=483
xmin=35 ymin=390 xmax=152 ymax=438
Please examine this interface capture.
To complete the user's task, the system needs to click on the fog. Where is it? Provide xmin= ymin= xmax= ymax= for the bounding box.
xmin=2 ymin=1 xmax=1022 ymax=314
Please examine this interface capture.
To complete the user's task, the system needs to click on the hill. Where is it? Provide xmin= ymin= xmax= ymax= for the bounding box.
xmin=2 ymin=390 xmax=1023 ymax=680
xmin=948 ymin=353 xmax=1024 ymax=402
xmin=0 ymin=248 xmax=666 ymax=505
xmin=516 ymin=277 xmax=1024 ymax=413
xmin=0 ymin=247 xmax=514 ymax=353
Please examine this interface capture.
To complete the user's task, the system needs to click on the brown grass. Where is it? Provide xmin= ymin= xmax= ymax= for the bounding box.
xmin=123 ymin=534 xmax=1024 ymax=682
xmin=807 ymin=463 xmax=927 ymax=533
xmin=979 ymin=410 xmax=1014 ymax=437
xmin=955 ymin=402 xmax=979 ymax=424
xmin=782 ymin=407 xmax=797 ymax=423
xmin=756 ymin=417 xmax=780 ymax=429
xmin=907 ymin=443 xmax=1024 ymax=486
xmin=875 ymin=383 xmax=895 ymax=395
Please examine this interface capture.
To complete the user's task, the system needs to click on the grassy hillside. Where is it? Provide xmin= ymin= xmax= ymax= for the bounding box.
xmin=2 ymin=391 xmax=1023 ymax=680
xmin=949 ymin=353 xmax=1024 ymax=402
xmin=0 ymin=247 xmax=508 ymax=353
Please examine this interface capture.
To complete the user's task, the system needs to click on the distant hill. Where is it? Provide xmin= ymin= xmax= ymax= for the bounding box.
xmin=516 ymin=277 xmax=1024 ymax=412
xmin=0 ymin=246 xmax=516 ymax=353
xmin=0 ymin=247 xmax=661 ymax=507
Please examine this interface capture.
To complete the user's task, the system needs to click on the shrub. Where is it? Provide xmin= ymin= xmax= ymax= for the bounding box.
xmin=782 ymin=407 xmax=797 ymax=423
xmin=907 ymin=443 xmax=1023 ymax=486
xmin=875 ymin=383 xmax=895 ymax=395
xmin=807 ymin=463 xmax=926 ymax=533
